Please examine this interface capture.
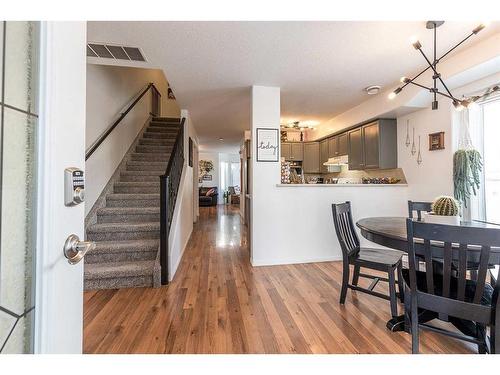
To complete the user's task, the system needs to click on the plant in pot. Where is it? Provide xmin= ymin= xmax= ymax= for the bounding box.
xmin=424 ymin=196 xmax=461 ymax=225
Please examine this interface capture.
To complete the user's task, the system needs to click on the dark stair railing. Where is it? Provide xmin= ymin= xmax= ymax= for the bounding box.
xmin=159 ymin=117 xmax=185 ymax=284
xmin=86 ymin=82 xmax=161 ymax=160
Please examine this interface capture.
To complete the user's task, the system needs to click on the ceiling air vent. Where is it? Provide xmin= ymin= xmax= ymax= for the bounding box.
xmin=87 ymin=43 xmax=146 ymax=62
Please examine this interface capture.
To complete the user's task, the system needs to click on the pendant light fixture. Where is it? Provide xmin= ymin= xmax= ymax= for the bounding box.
xmin=417 ymin=136 xmax=422 ymax=165
xmin=388 ymin=21 xmax=491 ymax=110
xmin=411 ymin=127 xmax=416 ymax=155
xmin=405 ymin=120 xmax=411 ymax=147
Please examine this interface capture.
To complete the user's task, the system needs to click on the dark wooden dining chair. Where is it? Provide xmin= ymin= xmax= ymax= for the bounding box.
xmin=405 ymin=218 xmax=500 ymax=354
xmin=408 ymin=200 xmax=432 ymax=221
xmin=332 ymin=202 xmax=404 ymax=318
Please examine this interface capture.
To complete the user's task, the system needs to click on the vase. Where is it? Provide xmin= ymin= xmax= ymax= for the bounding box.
xmin=423 ymin=212 xmax=460 ymax=225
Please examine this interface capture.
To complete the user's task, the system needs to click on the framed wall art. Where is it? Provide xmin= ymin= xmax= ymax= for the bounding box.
xmin=256 ymin=128 xmax=279 ymax=162
xmin=429 ymin=131 xmax=445 ymax=151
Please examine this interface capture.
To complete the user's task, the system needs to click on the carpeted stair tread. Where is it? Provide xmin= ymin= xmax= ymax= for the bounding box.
xmin=106 ymin=193 xmax=160 ymax=207
xmin=97 ymin=206 xmax=160 ymax=216
xmin=130 ymin=152 xmax=171 ymax=161
xmin=88 ymin=222 xmax=160 ymax=233
xmin=122 ymin=170 xmax=164 ymax=176
xmin=91 ymin=239 xmax=159 ymax=252
xmin=84 ymin=260 xmax=156 ymax=279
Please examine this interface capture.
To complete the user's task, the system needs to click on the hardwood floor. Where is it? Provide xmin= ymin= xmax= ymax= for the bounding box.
xmin=83 ymin=205 xmax=475 ymax=354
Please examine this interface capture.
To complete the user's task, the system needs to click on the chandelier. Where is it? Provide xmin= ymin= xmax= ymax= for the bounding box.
xmin=280 ymin=121 xmax=316 ymax=130
xmin=389 ymin=21 xmax=494 ymax=111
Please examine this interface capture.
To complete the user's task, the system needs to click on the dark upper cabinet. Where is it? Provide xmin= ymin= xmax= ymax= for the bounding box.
xmin=281 ymin=142 xmax=291 ymax=160
xmin=363 ymin=122 xmax=380 ymax=169
xmin=348 ymin=128 xmax=363 ymax=170
xmin=291 ymin=143 xmax=304 ymax=161
xmin=328 ymin=136 xmax=338 ymax=158
xmin=347 ymin=119 xmax=397 ymax=170
xmin=280 ymin=142 xmax=303 ymax=161
xmin=320 ymin=139 xmax=329 ymax=173
xmin=303 ymin=142 xmax=320 ymax=173
xmin=338 ymin=133 xmax=348 ymax=156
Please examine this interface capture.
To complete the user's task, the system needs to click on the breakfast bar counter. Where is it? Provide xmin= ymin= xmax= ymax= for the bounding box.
xmin=276 ymin=183 xmax=408 ymax=187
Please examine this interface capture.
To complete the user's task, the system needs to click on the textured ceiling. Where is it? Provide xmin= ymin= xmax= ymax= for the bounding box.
xmin=88 ymin=21 xmax=500 ymax=152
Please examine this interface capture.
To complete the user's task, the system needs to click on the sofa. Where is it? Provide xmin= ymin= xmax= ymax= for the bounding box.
xmin=199 ymin=186 xmax=218 ymax=207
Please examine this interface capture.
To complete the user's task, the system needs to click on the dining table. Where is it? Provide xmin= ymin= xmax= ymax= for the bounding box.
xmin=356 ymin=216 xmax=500 ymax=334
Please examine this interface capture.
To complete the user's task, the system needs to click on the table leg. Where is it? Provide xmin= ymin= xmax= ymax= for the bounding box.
xmin=386 ymin=310 xmax=437 ymax=332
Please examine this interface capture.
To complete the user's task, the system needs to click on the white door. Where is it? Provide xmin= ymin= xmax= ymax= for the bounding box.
xmin=0 ymin=21 xmax=87 ymax=354
xmin=35 ymin=21 xmax=88 ymax=354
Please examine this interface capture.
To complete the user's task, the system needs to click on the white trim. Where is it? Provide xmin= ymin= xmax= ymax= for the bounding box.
xmin=34 ymin=21 xmax=53 ymax=354
xmin=251 ymin=255 xmax=342 ymax=267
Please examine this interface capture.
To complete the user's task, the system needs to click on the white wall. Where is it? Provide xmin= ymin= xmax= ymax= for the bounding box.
xmin=397 ymin=104 xmax=454 ymax=201
xmin=168 ymin=110 xmax=199 ymax=280
xmin=85 ymin=64 xmax=180 ymax=214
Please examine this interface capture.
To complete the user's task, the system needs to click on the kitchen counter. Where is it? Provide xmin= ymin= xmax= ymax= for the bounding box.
xmin=276 ymin=183 xmax=408 ymax=187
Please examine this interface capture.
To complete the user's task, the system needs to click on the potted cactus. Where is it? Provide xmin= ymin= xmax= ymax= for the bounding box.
xmin=424 ymin=196 xmax=461 ymax=225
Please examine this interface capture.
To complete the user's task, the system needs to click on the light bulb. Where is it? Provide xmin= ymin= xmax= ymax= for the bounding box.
xmin=453 ymin=100 xmax=464 ymax=111
xmin=410 ymin=36 xmax=422 ymax=50
xmin=472 ymin=22 xmax=490 ymax=34
xmin=388 ymin=87 xmax=402 ymax=100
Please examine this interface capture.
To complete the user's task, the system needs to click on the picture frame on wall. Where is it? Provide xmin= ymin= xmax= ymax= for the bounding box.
xmin=202 ymin=175 xmax=212 ymax=181
xmin=256 ymin=128 xmax=279 ymax=162
xmin=429 ymin=131 xmax=445 ymax=151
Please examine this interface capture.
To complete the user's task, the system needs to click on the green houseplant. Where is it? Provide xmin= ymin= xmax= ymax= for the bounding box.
xmin=424 ymin=196 xmax=461 ymax=225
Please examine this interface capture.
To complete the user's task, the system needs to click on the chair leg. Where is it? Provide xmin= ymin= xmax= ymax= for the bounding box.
xmin=397 ymin=262 xmax=404 ymax=303
xmin=404 ymin=285 xmax=411 ymax=334
xmin=491 ymin=325 xmax=499 ymax=354
xmin=410 ymin=294 xmax=420 ymax=354
xmin=388 ymin=268 xmax=398 ymax=318
xmin=352 ymin=264 xmax=360 ymax=286
xmin=339 ymin=260 xmax=350 ymax=305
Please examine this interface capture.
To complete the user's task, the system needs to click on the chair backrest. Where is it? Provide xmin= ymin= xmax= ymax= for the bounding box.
xmin=406 ymin=219 xmax=500 ymax=322
xmin=332 ymin=202 xmax=360 ymax=258
xmin=408 ymin=200 xmax=432 ymax=221
xmin=228 ymin=186 xmax=236 ymax=195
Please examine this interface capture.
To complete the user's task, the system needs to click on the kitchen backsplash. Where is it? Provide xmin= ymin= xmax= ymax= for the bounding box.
xmin=310 ymin=166 xmax=407 ymax=184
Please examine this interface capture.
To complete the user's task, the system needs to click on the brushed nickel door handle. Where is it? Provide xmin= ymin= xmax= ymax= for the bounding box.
xmin=63 ymin=234 xmax=95 ymax=265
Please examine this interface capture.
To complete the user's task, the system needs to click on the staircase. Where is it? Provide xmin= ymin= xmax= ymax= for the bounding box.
xmin=84 ymin=117 xmax=181 ymax=290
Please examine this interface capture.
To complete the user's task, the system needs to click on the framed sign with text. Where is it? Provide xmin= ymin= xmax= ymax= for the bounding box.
xmin=256 ymin=128 xmax=279 ymax=162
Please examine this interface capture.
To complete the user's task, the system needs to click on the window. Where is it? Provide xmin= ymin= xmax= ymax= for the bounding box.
xmin=469 ymin=97 xmax=500 ymax=224
xmin=483 ymin=99 xmax=500 ymax=224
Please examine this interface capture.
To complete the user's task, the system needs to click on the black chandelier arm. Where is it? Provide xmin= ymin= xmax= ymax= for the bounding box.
xmin=417 ymin=48 xmax=457 ymax=100
xmin=406 ymin=80 xmax=456 ymax=101
xmin=438 ymin=32 xmax=476 ymax=63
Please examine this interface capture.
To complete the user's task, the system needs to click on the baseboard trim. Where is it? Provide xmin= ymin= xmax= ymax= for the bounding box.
xmin=251 ymin=255 xmax=342 ymax=267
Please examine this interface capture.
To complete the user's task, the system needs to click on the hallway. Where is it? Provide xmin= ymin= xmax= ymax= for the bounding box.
xmin=83 ymin=205 xmax=473 ymax=354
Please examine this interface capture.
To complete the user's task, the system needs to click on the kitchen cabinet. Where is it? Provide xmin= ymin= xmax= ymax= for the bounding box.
xmin=303 ymin=142 xmax=320 ymax=173
xmin=338 ymin=133 xmax=348 ymax=156
xmin=328 ymin=137 xmax=338 ymax=158
xmin=291 ymin=143 xmax=304 ymax=161
xmin=281 ymin=142 xmax=291 ymax=160
xmin=281 ymin=142 xmax=303 ymax=161
xmin=348 ymin=128 xmax=364 ymax=170
xmin=363 ymin=122 xmax=380 ymax=169
xmin=320 ymin=139 xmax=329 ymax=173
xmin=348 ymin=119 xmax=397 ymax=170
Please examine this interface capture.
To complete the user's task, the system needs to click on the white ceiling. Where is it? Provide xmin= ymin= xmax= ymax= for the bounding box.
xmin=87 ymin=21 xmax=500 ymax=152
